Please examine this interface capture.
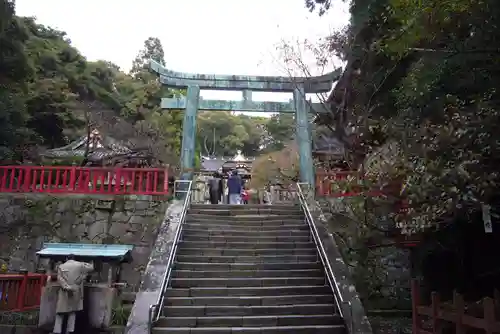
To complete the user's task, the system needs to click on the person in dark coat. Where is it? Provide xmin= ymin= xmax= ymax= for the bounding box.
xmin=208 ymin=172 xmax=223 ymax=204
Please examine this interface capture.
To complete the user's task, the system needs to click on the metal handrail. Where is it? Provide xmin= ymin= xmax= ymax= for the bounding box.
xmin=148 ymin=179 xmax=193 ymax=333
xmin=296 ymin=182 xmax=346 ymax=316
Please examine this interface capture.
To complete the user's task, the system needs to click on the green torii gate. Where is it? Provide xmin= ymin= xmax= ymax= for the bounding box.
xmin=150 ymin=60 xmax=341 ymax=186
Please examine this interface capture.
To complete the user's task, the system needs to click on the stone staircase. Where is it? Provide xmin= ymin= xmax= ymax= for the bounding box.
xmin=152 ymin=204 xmax=346 ymax=333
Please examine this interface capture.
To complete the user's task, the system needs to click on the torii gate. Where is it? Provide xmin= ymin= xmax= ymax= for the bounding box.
xmin=150 ymin=60 xmax=341 ymax=186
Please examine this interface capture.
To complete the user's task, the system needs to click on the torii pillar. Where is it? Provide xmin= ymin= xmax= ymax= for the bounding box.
xmin=180 ymin=85 xmax=200 ymax=175
xmin=150 ymin=60 xmax=341 ymax=187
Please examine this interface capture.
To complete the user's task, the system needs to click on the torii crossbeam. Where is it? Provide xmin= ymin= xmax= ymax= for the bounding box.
xmin=150 ymin=60 xmax=341 ymax=185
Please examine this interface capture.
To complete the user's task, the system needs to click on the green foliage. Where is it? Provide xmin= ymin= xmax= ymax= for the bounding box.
xmin=111 ymin=304 xmax=132 ymax=326
xmin=1 ymin=1 xmax=308 ymax=169
xmin=197 ymin=111 xmax=268 ymax=157
xmin=130 ymin=37 xmax=165 ymax=77
xmin=0 ymin=1 xmax=186 ymax=166
xmin=0 ymin=0 xmax=33 ymax=161
xmin=250 ymin=144 xmax=299 ymax=189
xmin=262 ymin=114 xmax=295 ymax=152
xmin=314 ymin=0 xmax=500 ymax=233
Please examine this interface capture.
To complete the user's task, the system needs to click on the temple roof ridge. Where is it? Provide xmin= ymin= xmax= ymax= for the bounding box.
xmin=41 ymin=129 xmax=134 ymax=160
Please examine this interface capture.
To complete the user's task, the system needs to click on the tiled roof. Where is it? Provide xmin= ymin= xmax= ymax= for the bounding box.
xmin=41 ymin=129 xmax=133 ymax=160
xmin=201 ymin=159 xmax=225 ymax=171
xmin=313 ymin=134 xmax=345 ymax=155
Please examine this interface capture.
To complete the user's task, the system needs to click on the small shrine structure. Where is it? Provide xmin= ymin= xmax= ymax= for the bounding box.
xmin=41 ymin=129 xmax=159 ymax=168
xmin=37 ymin=243 xmax=134 ymax=332
xmin=200 ymin=151 xmax=254 ymax=179
xmin=221 ymin=150 xmax=253 ymax=179
xmin=313 ymin=134 xmax=356 ymax=196
xmin=199 ymin=157 xmax=225 ymax=174
xmin=313 ymin=134 xmax=348 ymax=169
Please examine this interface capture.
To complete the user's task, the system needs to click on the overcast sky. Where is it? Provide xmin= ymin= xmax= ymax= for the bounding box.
xmin=15 ymin=0 xmax=349 ymax=105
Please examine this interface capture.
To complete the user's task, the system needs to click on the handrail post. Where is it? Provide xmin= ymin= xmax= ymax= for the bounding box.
xmin=342 ymin=301 xmax=354 ymax=334
xmin=163 ymin=166 xmax=169 ymax=194
xmin=69 ymin=164 xmax=77 ymax=191
xmin=21 ymin=167 xmax=29 ymax=192
xmin=148 ymin=305 xmax=155 ymax=334
xmin=113 ymin=167 xmax=120 ymax=194
xmin=16 ymin=270 xmax=28 ymax=311
xmin=176 ymin=178 xmax=189 ymax=200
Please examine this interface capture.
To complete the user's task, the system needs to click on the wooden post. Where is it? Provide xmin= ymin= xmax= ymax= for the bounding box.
xmin=431 ymin=292 xmax=441 ymax=334
xmin=69 ymin=164 xmax=77 ymax=190
xmin=16 ymin=270 xmax=28 ymax=311
xmin=453 ymin=291 xmax=464 ymax=334
xmin=114 ymin=168 xmax=121 ymax=194
xmin=163 ymin=166 xmax=169 ymax=194
xmin=107 ymin=266 xmax=114 ymax=287
xmin=411 ymin=279 xmax=420 ymax=334
xmin=50 ymin=260 xmax=56 ymax=282
xmin=23 ymin=167 xmax=31 ymax=192
xmin=483 ymin=297 xmax=495 ymax=334
xmin=116 ymin=264 xmax=122 ymax=283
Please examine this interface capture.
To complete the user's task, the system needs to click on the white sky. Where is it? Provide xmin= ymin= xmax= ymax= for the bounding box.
xmin=15 ymin=0 xmax=349 ymax=110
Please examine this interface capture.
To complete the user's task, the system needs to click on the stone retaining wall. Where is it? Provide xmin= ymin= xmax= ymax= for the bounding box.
xmin=0 ymin=194 xmax=168 ymax=288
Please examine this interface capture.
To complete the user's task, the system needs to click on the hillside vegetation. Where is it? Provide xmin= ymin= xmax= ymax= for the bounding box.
xmin=1 ymin=0 xmax=301 ymax=167
xmin=307 ymin=0 xmax=500 ymax=233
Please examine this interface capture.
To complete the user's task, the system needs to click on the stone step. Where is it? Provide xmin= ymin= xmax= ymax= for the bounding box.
xmin=175 ymin=255 xmax=318 ymax=264
xmin=162 ymin=304 xmax=336 ymax=317
xmin=181 ymin=234 xmax=312 ymax=243
xmin=172 ymin=269 xmax=323 ymax=279
xmin=190 ymin=204 xmax=298 ymax=210
xmin=189 ymin=204 xmax=300 ymax=210
xmin=170 ymin=277 xmax=326 ymax=288
xmin=165 ymin=285 xmax=332 ymax=297
xmin=157 ymin=314 xmax=342 ymax=327
xmin=186 ymin=215 xmax=304 ymax=224
xmin=176 ymin=248 xmax=317 ymax=257
xmin=182 ymin=228 xmax=310 ymax=237
xmin=152 ymin=324 xmax=345 ymax=333
xmin=178 ymin=241 xmax=315 ymax=250
xmin=165 ymin=294 xmax=335 ymax=306
xmin=184 ymin=223 xmax=308 ymax=232
xmin=174 ymin=262 xmax=322 ymax=271
xmin=188 ymin=208 xmax=303 ymax=216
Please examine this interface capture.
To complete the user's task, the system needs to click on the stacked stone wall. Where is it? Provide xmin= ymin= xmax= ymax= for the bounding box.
xmin=0 ymin=194 xmax=168 ymax=288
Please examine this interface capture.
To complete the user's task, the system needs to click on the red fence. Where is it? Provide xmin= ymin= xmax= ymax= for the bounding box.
xmin=0 ymin=273 xmax=46 ymax=311
xmin=412 ymin=279 xmax=500 ymax=333
xmin=0 ymin=166 xmax=169 ymax=195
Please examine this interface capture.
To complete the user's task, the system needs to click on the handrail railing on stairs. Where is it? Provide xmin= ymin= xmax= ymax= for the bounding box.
xmin=296 ymin=182 xmax=355 ymax=333
xmin=147 ymin=179 xmax=193 ymax=333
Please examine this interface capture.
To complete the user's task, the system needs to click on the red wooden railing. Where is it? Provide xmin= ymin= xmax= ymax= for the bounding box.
xmin=0 ymin=166 xmax=169 ymax=195
xmin=0 ymin=273 xmax=47 ymax=311
xmin=412 ymin=279 xmax=500 ymax=333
